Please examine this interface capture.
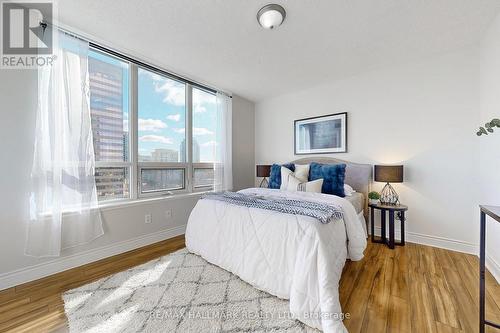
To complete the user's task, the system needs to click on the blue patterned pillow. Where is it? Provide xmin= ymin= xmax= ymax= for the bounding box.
xmin=268 ymin=163 xmax=295 ymax=189
xmin=309 ymin=162 xmax=346 ymax=197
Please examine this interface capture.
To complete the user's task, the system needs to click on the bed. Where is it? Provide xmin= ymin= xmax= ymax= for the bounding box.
xmin=185 ymin=157 xmax=372 ymax=333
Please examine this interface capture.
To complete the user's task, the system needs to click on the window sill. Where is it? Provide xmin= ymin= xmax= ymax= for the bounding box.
xmin=37 ymin=191 xmax=211 ymax=219
xmin=96 ymin=191 xmax=210 ymax=213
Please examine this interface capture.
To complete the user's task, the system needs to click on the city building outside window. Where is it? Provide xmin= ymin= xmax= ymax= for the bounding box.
xmin=89 ymin=50 xmax=130 ymax=201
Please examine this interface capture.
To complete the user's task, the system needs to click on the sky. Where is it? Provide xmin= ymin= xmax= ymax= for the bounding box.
xmin=138 ymin=69 xmax=217 ymax=163
xmin=89 ymin=50 xmax=217 ymax=163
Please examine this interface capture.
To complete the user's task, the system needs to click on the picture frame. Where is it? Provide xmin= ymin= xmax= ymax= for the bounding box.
xmin=294 ymin=112 xmax=347 ymax=155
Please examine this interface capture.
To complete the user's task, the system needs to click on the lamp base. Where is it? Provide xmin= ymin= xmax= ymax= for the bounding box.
xmin=380 ymin=182 xmax=400 ymax=205
xmin=259 ymin=177 xmax=269 ymax=188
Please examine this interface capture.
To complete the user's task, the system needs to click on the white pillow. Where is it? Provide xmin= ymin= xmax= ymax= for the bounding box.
xmin=344 ymin=184 xmax=356 ymax=196
xmin=280 ymin=165 xmax=309 ymax=189
xmin=287 ymin=176 xmax=323 ymax=193
xmin=294 ymin=164 xmax=310 ymax=182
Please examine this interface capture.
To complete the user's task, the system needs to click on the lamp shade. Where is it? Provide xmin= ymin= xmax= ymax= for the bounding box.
xmin=256 ymin=165 xmax=271 ymax=177
xmin=374 ymin=165 xmax=403 ymax=183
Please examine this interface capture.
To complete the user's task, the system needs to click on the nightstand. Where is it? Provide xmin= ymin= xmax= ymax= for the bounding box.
xmin=369 ymin=203 xmax=408 ymax=249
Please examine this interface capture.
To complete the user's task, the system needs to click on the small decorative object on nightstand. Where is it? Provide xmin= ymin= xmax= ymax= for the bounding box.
xmin=368 ymin=191 xmax=381 ymax=205
xmin=369 ymin=202 xmax=408 ymax=249
xmin=374 ymin=165 xmax=404 ymax=205
xmin=256 ymin=165 xmax=271 ymax=188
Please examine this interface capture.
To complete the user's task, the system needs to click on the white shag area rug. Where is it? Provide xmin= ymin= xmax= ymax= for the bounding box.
xmin=63 ymin=248 xmax=319 ymax=333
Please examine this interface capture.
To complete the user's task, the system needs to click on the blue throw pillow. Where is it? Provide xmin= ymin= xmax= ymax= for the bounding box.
xmin=309 ymin=162 xmax=346 ymax=197
xmin=268 ymin=163 xmax=295 ymax=189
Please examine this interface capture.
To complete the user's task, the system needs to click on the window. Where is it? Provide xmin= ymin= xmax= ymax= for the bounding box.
xmin=89 ymin=47 xmax=219 ymax=201
xmin=193 ymin=168 xmax=214 ymax=188
xmin=138 ymin=68 xmax=186 ymax=163
xmin=95 ymin=168 xmax=129 ymax=200
xmin=138 ymin=68 xmax=187 ymax=195
xmin=89 ymin=50 xmax=131 ymax=201
xmin=192 ymin=87 xmax=217 ymax=188
xmin=140 ymin=168 xmax=185 ymax=193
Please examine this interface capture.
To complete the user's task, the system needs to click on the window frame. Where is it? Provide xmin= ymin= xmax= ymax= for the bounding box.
xmin=192 ymin=163 xmax=216 ymax=191
xmin=191 ymin=86 xmax=218 ymax=192
xmin=138 ymin=165 xmax=187 ymax=196
xmin=89 ymin=46 xmax=217 ymax=203
xmin=135 ymin=65 xmax=191 ymax=198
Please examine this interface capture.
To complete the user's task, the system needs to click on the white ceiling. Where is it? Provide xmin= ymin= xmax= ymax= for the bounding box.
xmin=58 ymin=0 xmax=500 ymax=102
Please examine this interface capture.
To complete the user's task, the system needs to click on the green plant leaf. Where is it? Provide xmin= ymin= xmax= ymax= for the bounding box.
xmin=476 ymin=118 xmax=500 ymax=136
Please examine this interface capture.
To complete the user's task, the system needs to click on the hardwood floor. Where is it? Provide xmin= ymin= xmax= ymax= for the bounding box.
xmin=0 ymin=235 xmax=186 ymax=333
xmin=341 ymin=242 xmax=500 ymax=333
xmin=0 ymin=237 xmax=499 ymax=332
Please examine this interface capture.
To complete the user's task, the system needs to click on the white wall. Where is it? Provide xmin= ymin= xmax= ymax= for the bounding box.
xmin=232 ymin=96 xmax=255 ymax=191
xmin=479 ymin=12 xmax=500 ymax=282
xmin=255 ymin=47 xmax=480 ymax=252
xmin=0 ymin=69 xmax=254 ymax=289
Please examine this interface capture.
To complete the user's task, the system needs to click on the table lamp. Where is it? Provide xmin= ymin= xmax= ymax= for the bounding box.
xmin=374 ymin=165 xmax=404 ymax=205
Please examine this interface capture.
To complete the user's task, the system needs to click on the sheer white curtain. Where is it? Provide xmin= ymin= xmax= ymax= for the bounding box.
xmin=26 ymin=31 xmax=104 ymax=257
xmin=214 ymin=93 xmax=232 ymax=191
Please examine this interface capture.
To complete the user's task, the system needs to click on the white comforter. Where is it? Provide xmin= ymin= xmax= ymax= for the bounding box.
xmin=185 ymin=188 xmax=367 ymax=332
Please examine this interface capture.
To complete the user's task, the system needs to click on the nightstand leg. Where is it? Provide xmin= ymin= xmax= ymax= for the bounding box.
xmin=400 ymin=211 xmax=405 ymax=245
xmin=381 ymin=209 xmax=386 ymax=243
xmin=480 ymin=211 xmax=486 ymax=333
xmin=389 ymin=210 xmax=395 ymax=249
xmin=370 ymin=207 xmax=375 ymax=242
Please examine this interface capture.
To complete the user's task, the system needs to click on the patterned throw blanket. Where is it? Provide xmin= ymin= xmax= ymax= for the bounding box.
xmin=201 ymin=191 xmax=343 ymax=224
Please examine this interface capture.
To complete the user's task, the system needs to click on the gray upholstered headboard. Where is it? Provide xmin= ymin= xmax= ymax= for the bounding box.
xmin=290 ymin=157 xmax=372 ymax=219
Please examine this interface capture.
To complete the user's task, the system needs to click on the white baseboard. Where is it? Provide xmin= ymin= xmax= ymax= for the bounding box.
xmin=0 ymin=225 xmax=186 ymax=291
xmin=486 ymin=254 xmax=500 ymax=283
xmin=371 ymin=226 xmax=478 ymax=254
xmin=371 ymin=226 xmax=500 ymax=283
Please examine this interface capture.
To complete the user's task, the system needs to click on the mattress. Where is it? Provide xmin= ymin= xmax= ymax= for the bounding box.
xmin=345 ymin=192 xmax=364 ymax=214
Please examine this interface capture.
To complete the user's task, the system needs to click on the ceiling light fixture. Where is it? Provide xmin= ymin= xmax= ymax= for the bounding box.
xmin=257 ymin=4 xmax=286 ymax=30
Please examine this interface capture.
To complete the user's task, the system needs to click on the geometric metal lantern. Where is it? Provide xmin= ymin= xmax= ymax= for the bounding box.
xmin=380 ymin=182 xmax=400 ymax=205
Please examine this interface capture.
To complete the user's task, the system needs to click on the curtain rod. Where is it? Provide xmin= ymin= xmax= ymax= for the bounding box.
xmin=39 ymin=21 xmax=232 ymax=98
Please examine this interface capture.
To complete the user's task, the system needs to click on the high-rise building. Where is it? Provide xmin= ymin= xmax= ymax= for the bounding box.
xmin=141 ymin=169 xmax=184 ymax=192
xmin=89 ymin=55 xmax=127 ymax=199
xmin=151 ymin=148 xmax=179 ymax=162
xmin=123 ymin=133 xmax=129 ymax=162
xmin=179 ymin=139 xmax=200 ymax=163
xmin=179 ymin=139 xmax=186 ymax=163
xmin=193 ymin=140 xmax=200 ymax=163
xmin=89 ymin=58 xmax=124 ymax=161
